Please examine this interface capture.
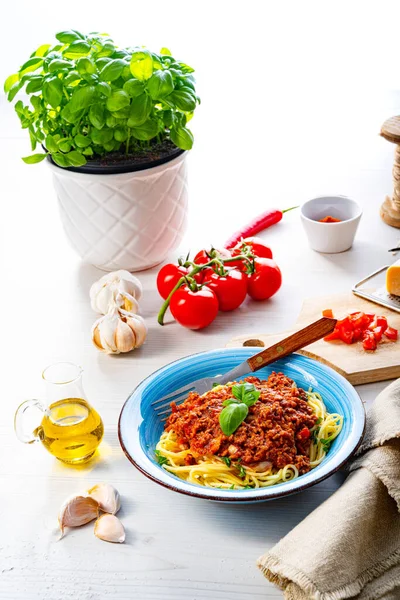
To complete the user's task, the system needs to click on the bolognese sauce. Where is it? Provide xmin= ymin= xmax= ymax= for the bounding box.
xmin=165 ymin=373 xmax=318 ymax=474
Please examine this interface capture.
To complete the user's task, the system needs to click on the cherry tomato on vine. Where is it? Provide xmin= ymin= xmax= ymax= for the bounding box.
xmin=157 ymin=264 xmax=188 ymax=299
xmin=247 ymin=258 xmax=282 ymax=300
xmin=193 ymin=247 xmax=231 ymax=266
xmin=232 ymin=237 xmax=273 ymax=259
xmin=201 ymin=267 xmax=247 ymax=311
xmin=169 ymin=285 xmax=219 ymax=330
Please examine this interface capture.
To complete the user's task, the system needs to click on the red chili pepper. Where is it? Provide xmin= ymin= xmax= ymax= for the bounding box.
xmin=224 ymin=206 xmax=298 ymax=249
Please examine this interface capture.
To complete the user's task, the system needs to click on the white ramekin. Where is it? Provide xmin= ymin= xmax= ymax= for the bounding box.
xmin=300 ymin=195 xmax=362 ymax=253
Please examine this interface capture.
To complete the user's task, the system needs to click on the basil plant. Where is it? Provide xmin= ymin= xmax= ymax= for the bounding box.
xmin=4 ymin=31 xmax=199 ymax=168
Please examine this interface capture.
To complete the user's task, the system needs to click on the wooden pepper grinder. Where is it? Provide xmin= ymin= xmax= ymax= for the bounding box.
xmin=380 ymin=116 xmax=400 ymax=228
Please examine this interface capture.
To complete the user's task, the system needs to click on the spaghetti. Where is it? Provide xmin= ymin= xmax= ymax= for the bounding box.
xmin=155 ymin=374 xmax=343 ymax=490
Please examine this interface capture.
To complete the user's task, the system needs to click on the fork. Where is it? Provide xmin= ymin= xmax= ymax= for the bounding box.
xmin=152 ymin=316 xmax=337 ymax=418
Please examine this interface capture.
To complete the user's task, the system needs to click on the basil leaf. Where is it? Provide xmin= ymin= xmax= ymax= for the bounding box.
xmin=4 ymin=73 xmax=19 ymax=93
xmin=52 ymin=152 xmax=69 ymax=167
xmin=169 ymin=89 xmax=196 ymax=111
xmin=130 ymin=119 xmax=159 ymax=141
xmin=91 ymin=127 xmax=114 ymax=144
xmin=64 ymin=70 xmax=81 ymax=85
xmin=127 ymin=93 xmax=152 ymax=127
xmin=45 ymin=134 xmax=58 ymax=153
xmin=96 ymin=82 xmax=111 ymax=97
xmin=147 ymin=70 xmax=174 ymax=100
xmin=170 ymin=125 xmax=193 ymax=150
xmin=68 ymin=85 xmax=96 ymax=112
xmin=99 ymin=59 xmax=126 ymax=82
xmin=130 ymin=50 xmax=153 ymax=81
xmin=123 ymin=79 xmax=145 ymax=98
xmin=22 ymin=153 xmax=47 ymax=164
xmin=19 ymin=57 xmax=44 ymax=77
xmin=66 ymin=150 xmax=86 ymax=167
xmin=220 ymin=456 xmax=231 ymax=467
xmin=74 ymin=134 xmax=92 ymax=148
xmin=63 ymin=41 xmax=91 ymax=58
xmin=160 ymin=47 xmax=172 ymax=56
xmin=219 ymin=403 xmax=248 ymax=436
xmin=76 ymin=57 xmax=96 ymax=75
xmin=7 ymin=80 xmax=24 ymax=102
xmin=56 ymin=30 xmax=85 ymax=43
xmin=106 ymin=90 xmax=130 ymax=112
xmin=26 ymin=77 xmax=43 ymax=94
xmin=155 ymin=450 xmax=169 ymax=466
xmin=222 ymin=398 xmax=241 ymax=407
xmin=48 ymin=59 xmax=71 ymax=72
xmin=43 ymin=77 xmax=63 ymax=108
xmin=89 ymin=104 xmax=106 ymax=129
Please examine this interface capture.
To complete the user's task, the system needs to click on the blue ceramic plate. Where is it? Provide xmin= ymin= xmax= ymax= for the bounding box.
xmin=118 ymin=349 xmax=365 ymax=502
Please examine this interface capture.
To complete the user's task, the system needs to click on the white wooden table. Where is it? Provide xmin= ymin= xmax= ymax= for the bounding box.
xmin=2 ymin=25 xmax=400 ymax=598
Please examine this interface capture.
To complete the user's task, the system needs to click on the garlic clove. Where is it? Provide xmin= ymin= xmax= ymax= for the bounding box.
xmin=58 ymin=495 xmax=99 ymax=538
xmin=87 ymin=483 xmax=121 ymax=514
xmin=126 ymin=314 xmax=148 ymax=348
xmin=91 ymin=309 xmax=120 ymax=354
xmin=115 ymin=319 xmax=135 ymax=353
xmin=94 ymin=514 xmax=125 ymax=544
xmin=115 ymin=290 xmax=139 ymax=314
xmin=90 ymin=271 xmax=142 ymax=315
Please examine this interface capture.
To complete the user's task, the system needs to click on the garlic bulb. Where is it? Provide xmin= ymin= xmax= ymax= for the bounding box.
xmin=87 ymin=483 xmax=121 ymax=515
xmin=92 ymin=306 xmax=147 ymax=354
xmin=58 ymin=495 xmax=99 ymax=537
xmin=90 ymin=270 xmax=142 ymax=315
xmin=94 ymin=514 xmax=125 ymax=544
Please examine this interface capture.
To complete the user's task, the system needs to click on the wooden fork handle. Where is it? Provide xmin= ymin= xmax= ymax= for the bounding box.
xmin=246 ymin=317 xmax=337 ymax=372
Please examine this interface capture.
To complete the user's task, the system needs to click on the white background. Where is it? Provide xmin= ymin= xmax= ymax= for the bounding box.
xmin=2 ymin=2 xmax=400 ymax=599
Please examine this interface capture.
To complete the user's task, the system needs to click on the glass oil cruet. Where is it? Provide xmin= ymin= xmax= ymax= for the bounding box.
xmin=14 ymin=362 xmax=104 ymax=464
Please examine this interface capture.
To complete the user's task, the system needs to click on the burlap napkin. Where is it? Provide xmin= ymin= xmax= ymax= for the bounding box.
xmin=257 ymin=378 xmax=400 ymax=600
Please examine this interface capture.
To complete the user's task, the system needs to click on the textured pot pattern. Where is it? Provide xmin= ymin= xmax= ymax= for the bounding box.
xmin=48 ymin=152 xmax=188 ymax=271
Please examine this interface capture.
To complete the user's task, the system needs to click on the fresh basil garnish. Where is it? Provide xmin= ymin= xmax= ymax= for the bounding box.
xmin=155 ymin=449 xmax=169 ymax=466
xmin=219 ymin=382 xmax=260 ymax=436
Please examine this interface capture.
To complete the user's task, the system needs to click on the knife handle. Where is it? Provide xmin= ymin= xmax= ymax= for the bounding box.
xmin=246 ymin=317 xmax=337 ymax=372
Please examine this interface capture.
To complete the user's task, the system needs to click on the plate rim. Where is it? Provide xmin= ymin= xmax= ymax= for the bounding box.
xmin=118 ymin=348 xmax=366 ymax=502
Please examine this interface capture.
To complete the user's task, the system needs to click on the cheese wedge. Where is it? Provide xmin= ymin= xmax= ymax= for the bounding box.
xmin=386 ymin=259 xmax=400 ymax=296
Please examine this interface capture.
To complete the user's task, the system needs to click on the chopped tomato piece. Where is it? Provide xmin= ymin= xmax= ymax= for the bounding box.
xmin=337 ymin=318 xmax=354 ymax=344
xmin=384 ymin=326 xmax=398 ymax=340
xmin=372 ymin=326 xmax=384 ymax=342
xmin=324 ymin=329 xmax=340 ymax=341
xmin=298 ymin=427 xmax=311 ymax=440
xmin=376 ymin=316 xmax=388 ymax=331
xmin=352 ymin=327 xmax=364 ymax=342
xmin=362 ymin=330 xmax=377 ymax=351
xmin=349 ymin=312 xmax=372 ymax=331
xmin=322 ymin=309 xmax=334 ymax=318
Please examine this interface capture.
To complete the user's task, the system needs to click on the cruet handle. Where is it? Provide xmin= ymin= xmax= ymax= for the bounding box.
xmin=14 ymin=399 xmax=46 ymax=444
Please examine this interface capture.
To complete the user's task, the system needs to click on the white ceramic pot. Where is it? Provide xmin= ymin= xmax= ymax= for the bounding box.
xmin=48 ymin=152 xmax=188 ymax=272
xmin=300 ymin=195 xmax=362 ymax=253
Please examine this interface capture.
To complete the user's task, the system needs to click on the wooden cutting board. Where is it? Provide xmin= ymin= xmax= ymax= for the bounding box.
xmin=227 ymin=293 xmax=400 ymax=385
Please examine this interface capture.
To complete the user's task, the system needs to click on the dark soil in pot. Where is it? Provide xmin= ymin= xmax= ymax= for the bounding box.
xmin=46 ymin=139 xmax=185 ymax=175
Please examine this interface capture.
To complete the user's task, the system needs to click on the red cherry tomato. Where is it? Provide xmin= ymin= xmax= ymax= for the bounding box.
xmin=230 ymin=237 xmax=273 ymax=271
xmin=233 ymin=237 xmax=273 ymax=259
xmin=193 ymin=247 xmax=231 ymax=266
xmin=201 ymin=268 xmax=247 ymax=311
xmin=169 ymin=285 xmax=219 ymax=330
xmin=384 ymin=326 xmax=398 ymax=340
xmin=247 ymin=258 xmax=282 ymax=300
xmin=157 ymin=264 xmax=188 ymax=299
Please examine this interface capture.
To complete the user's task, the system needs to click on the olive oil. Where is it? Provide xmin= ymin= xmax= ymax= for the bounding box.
xmin=34 ymin=398 xmax=104 ymax=464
